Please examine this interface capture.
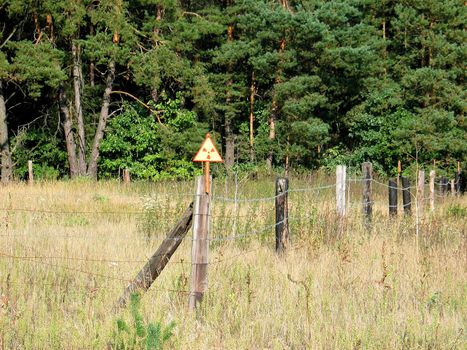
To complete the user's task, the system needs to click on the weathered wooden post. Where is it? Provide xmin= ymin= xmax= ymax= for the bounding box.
xmin=275 ymin=177 xmax=289 ymax=254
xmin=113 ymin=203 xmax=193 ymax=311
xmin=28 ymin=160 xmax=33 ymax=185
xmin=189 ymin=133 xmax=222 ymax=311
xmin=429 ymin=170 xmax=435 ymax=211
xmin=417 ymin=170 xmax=425 ymax=215
xmin=401 ymin=177 xmax=411 ymax=215
xmin=440 ymin=177 xmax=448 ymax=197
xmin=388 ymin=178 xmax=397 ymax=216
xmin=189 ymin=176 xmax=211 ymax=311
xmin=397 ymin=160 xmax=401 ymax=189
xmin=456 ymin=161 xmax=461 ymax=195
xmin=123 ymin=168 xmax=130 ymax=184
xmin=450 ymin=179 xmax=456 ymax=197
xmin=362 ymin=162 xmax=372 ymax=223
xmin=336 ymin=165 xmax=346 ymax=217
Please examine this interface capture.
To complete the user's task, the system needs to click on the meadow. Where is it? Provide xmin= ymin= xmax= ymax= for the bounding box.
xmin=0 ymin=174 xmax=465 ymax=349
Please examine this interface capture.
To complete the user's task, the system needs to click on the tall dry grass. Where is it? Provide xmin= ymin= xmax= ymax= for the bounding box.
xmin=0 ymin=177 xmax=465 ymax=349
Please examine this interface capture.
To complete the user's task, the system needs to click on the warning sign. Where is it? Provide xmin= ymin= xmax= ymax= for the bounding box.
xmin=193 ymin=133 xmax=223 ymax=162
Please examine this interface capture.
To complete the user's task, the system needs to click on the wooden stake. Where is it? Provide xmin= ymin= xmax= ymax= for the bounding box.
xmin=397 ymin=160 xmax=401 ymax=188
xmin=417 ymin=170 xmax=425 ymax=216
xmin=388 ymin=178 xmax=398 ymax=217
xmin=123 ymin=168 xmax=130 ymax=184
xmin=275 ymin=177 xmax=289 ymax=254
xmin=450 ymin=179 xmax=455 ymax=197
xmin=336 ymin=165 xmax=346 ymax=217
xmin=189 ymin=176 xmax=211 ymax=311
xmin=362 ymin=162 xmax=372 ymax=223
xmin=113 ymin=202 xmax=193 ymax=311
xmin=204 ymin=161 xmax=210 ymax=194
xmin=429 ymin=170 xmax=435 ymax=211
xmin=28 ymin=160 xmax=33 ymax=185
xmin=401 ymin=177 xmax=411 ymax=215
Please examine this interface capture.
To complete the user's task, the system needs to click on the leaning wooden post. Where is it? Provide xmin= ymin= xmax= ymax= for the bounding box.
xmin=417 ymin=170 xmax=425 ymax=216
xmin=189 ymin=176 xmax=211 ymax=311
xmin=401 ymin=177 xmax=411 ymax=215
xmin=28 ymin=160 xmax=33 ymax=185
xmin=113 ymin=202 xmax=193 ymax=311
xmin=275 ymin=177 xmax=289 ymax=254
xmin=362 ymin=162 xmax=372 ymax=222
xmin=388 ymin=178 xmax=397 ymax=217
xmin=336 ymin=165 xmax=347 ymax=217
xmin=429 ymin=170 xmax=435 ymax=211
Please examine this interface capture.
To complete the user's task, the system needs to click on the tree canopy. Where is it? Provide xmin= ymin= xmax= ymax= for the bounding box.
xmin=0 ymin=0 xmax=465 ymax=181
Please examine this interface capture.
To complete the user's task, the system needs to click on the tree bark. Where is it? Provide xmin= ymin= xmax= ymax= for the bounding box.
xmin=249 ymin=71 xmax=256 ymax=162
xmin=87 ymin=60 xmax=115 ymax=178
xmin=0 ymin=80 xmax=12 ymax=183
xmin=267 ymin=1 xmax=290 ymax=169
xmin=59 ymin=85 xmax=79 ymax=177
xmin=72 ymin=41 xmax=87 ymax=175
xmin=224 ymin=22 xmax=235 ymax=170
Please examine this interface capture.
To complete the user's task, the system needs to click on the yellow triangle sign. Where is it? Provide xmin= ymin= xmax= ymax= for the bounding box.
xmin=193 ymin=133 xmax=223 ymax=162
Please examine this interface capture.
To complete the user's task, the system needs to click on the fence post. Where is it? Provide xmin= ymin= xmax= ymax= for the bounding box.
xmin=275 ymin=177 xmax=289 ymax=254
xmin=113 ymin=203 xmax=193 ymax=311
xmin=401 ymin=177 xmax=411 ymax=215
xmin=362 ymin=162 xmax=372 ymax=222
xmin=28 ymin=160 xmax=33 ymax=185
xmin=450 ymin=179 xmax=455 ymax=197
xmin=189 ymin=175 xmax=211 ymax=311
xmin=336 ymin=165 xmax=346 ymax=217
xmin=417 ymin=170 xmax=425 ymax=216
xmin=123 ymin=168 xmax=130 ymax=184
xmin=388 ymin=178 xmax=397 ymax=216
xmin=456 ymin=161 xmax=461 ymax=195
xmin=429 ymin=170 xmax=435 ymax=211
xmin=440 ymin=177 xmax=448 ymax=197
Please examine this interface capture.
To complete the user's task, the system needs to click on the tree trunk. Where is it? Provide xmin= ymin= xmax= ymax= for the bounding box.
xmin=87 ymin=60 xmax=116 ymax=178
xmin=249 ymin=71 xmax=256 ymax=162
xmin=224 ymin=22 xmax=235 ymax=170
xmin=0 ymin=80 xmax=12 ymax=183
xmin=72 ymin=41 xmax=87 ymax=175
xmin=267 ymin=35 xmax=286 ymax=169
xmin=59 ymin=85 xmax=79 ymax=177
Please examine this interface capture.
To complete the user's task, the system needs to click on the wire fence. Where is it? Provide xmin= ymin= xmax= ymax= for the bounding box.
xmin=0 ymin=173 xmax=464 ymax=303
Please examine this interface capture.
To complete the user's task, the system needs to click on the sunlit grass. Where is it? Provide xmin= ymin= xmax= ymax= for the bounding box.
xmin=0 ymin=177 xmax=465 ymax=349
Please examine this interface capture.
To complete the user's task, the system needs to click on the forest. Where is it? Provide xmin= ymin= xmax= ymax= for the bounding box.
xmin=0 ymin=0 xmax=465 ymax=181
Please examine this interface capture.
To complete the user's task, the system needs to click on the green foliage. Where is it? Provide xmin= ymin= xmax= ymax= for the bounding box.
xmin=112 ymin=294 xmax=176 ymax=350
xmin=0 ymin=0 xmax=465 ymax=179
xmin=447 ymin=204 xmax=467 ymax=219
xmin=11 ymin=127 xmax=68 ymax=180
xmin=7 ymin=41 xmax=66 ymax=98
xmin=99 ymin=97 xmax=206 ymax=180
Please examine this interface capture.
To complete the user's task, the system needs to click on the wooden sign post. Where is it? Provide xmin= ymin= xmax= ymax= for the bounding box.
xmin=190 ymin=133 xmax=223 ymax=311
xmin=193 ymin=133 xmax=223 ymax=194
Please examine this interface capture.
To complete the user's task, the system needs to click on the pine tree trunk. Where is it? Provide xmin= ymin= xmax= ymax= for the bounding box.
xmin=224 ymin=22 xmax=235 ymax=170
xmin=249 ymin=71 xmax=256 ymax=162
xmin=59 ymin=85 xmax=79 ymax=177
xmin=87 ymin=60 xmax=115 ymax=178
xmin=267 ymin=35 xmax=286 ymax=169
xmin=267 ymin=0 xmax=290 ymax=169
xmin=72 ymin=41 xmax=87 ymax=175
xmin=0 ymin=80 xmax=12 ymax=183
xmin=266 ymin=100 xmax=277 ymax=169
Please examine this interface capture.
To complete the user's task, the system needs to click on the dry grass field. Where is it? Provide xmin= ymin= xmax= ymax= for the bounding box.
xmin=0 ymin=175 xmax=465 ymax=349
